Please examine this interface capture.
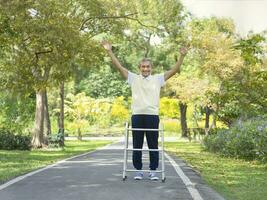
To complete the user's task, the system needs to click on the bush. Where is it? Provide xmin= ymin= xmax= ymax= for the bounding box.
xmin=203 ymin=117 xmax=267 ymax=162
xmin=0 ymin=128 xmax=31 ymax=150
xmin=160 ymin=98 xmax=179 ymax=118
xmin=48 ymin=131 xmax=64 ymax=148
xmin=110 ymin=96 xmax=130 ymax=125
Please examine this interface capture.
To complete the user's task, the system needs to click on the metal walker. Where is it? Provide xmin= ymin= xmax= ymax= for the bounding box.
xmin=122 ymin=122 xmax=166 ymax=182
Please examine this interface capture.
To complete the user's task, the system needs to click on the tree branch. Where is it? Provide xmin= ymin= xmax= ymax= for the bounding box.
xmin=80 ymin=13 xmax=138 ymax=30
xmin=124 ymin=16 xmax=160 ymax=31
xmin=80 ymin=12 xmax=161 ymax=31
xmin=32 ymin=49 xmax=53 ymax=80
xmin=35 ymin=49 xmax=53 ymax=61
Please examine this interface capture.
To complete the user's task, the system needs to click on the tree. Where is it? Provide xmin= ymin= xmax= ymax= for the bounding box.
xmin=0 ymin=92 xmax=35 ymax=132
xmin=184 ymin=17 xmax=247 ymax=127
xmin=78 ymin=65 xmax=131 ymax=98
xmin=215 ymin=33 xmax=267 ymax=125
xmin=64 ymin=92 xmax=92 ymax=140
xmin=0 ymin=0 xmax=104 ymax=147
xmin=165 ymin=69 xmax=218 ymax=136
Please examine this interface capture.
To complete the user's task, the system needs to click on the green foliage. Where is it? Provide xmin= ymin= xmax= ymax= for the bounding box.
xmin=186 ymin=17 xmax=266 ymax=126
xmin=159 ymin=97 xmax=179 ymax=118
xmin=188 ymin=18 xmax=243 ymax=79
xmin=213 ymin=33 xmax=267 ymax=125
xmin=203 ymin=117 xmax=267 ymax=162
xmin=79 ymin=66 xmax=130 ymax=98
xmin=64 ymin=92 xmax=95 ymax=137
xmin=0 ymin=0 xmax=266 ymax=147
xmin=188 ymin=17 xmax=236 ymax=48
xmin=166 ymin=73 xmax=218 ymax=105
xmin=48 ymin=131 xmax=64 ymax=148
xmin=110 ymin=96 xmax=130 ymax=124
xmin=234 ymin=34 xmax=266 ymax=65
xmin=63 ymin=93 xmax=129 ymax=135
xmin=0 ymin=128 xmax=31 ymax=150
xmin=101 ymin=0 xmax=188 ymax=75
xmin=0 ymin=93 xmax=35 ymax=133
xmin=0 ymin=0 xmax=122 ymax=116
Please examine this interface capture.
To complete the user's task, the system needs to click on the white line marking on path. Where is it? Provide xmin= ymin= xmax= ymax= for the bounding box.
xmin=165 ymin=153 xmax=204 ymax=200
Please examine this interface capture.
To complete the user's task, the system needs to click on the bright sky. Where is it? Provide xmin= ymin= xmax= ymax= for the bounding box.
xmin=180 ymin=0 xmax=267 ymax=36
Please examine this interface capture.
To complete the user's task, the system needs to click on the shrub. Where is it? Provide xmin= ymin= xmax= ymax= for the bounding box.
xmin=203 ymin=129 xmax=228 ymax=153
xmin=48 ymin=131 xmax=64 ymax=148
xmin=203 ymin=117 xmax=267 ymax=162
xmin=110 ymin=96 xmax=129 ymax=125
xmin=0 ymin=128 xmax=31 ymax=150
xmin=160 ymin=98 xmax=179 ymax=118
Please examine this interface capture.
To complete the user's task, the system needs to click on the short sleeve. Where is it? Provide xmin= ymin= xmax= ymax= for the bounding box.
xmin=127 ymin=71 xmax=137 ymax=86
xmin=157 ymin=73 xmax=165 ymax=87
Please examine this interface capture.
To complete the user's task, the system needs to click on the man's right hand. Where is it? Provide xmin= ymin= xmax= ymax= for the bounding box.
xmin=101 ymin=40 xmax=112 ymax=51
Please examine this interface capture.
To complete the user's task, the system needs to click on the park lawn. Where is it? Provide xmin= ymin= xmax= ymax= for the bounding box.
xmin=0 ymin=140 xmax=112 ymax=184
xmin=165 ymin=141 xmax=267 ymax=200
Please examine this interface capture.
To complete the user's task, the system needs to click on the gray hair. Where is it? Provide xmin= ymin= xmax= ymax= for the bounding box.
xmin=139 ymin=58 xmax=153 ymax=67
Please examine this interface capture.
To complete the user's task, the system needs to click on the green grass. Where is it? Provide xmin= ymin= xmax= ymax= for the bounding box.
xmin=165 ymin=141 xmax=267 ymax=200
xmin=0 ymin=140 xmax=112 ymax=184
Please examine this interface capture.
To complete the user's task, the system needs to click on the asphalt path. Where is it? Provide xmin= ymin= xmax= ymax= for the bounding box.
xmin=0 ymin=141 xmax=225 ymax=200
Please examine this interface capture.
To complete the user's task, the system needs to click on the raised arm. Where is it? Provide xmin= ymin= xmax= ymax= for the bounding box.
xmin=164 ymin=47 xmax=188 ymax=81
xmin=101 ymin=41 xmax=128 ymax=80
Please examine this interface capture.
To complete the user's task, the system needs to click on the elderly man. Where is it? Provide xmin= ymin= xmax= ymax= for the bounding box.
xmin=102 ymin=41 xmax=187 ymax=180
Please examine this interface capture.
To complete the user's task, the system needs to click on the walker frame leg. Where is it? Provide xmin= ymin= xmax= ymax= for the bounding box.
xmin=122 ymin=122 xmax=166 ymax=182
xmin=161 ymin=123 xmax=166 ymax=182
xmin=122 ymin=122 xmax=129 ymax=181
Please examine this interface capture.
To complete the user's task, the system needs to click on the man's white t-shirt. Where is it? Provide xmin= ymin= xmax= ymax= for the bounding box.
xmin=127 ymin=71 xmax=165 ymax=115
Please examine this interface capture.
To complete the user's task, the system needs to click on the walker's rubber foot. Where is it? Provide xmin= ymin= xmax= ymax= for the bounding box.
xmin=122 ymin=176 xmax=127 ymax=181
xmin=162 ymin=177 xmax=166 ymax=183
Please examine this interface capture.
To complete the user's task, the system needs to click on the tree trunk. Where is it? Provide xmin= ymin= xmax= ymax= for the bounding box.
xmin=43 ymin=89 xmax=51 ymax=145
xmin=205 ymin=106 xmax=211 ymax=135
xmin=205 ymin=106 xmax=211 ymax=128
xmin=193 ymin=105 xmax=200 ymax=128
xmin=59 ymin=81 xmax=65 ymax=144
xmin=32 ymin=89 xmax=45 ymax=148
xmin=77 ymin=128 xmax=82 ymax=141
xmin=210 ymin=112 xmax=217 ymax=129
xmin=57 ymin=113 xmax=60 ymax=131
xmin=179 ymin=102 xmax=188 ymax=137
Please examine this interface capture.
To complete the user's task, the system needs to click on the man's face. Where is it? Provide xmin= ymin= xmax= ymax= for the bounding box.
xmin=139 ymin=61 xmax=152 ymax=77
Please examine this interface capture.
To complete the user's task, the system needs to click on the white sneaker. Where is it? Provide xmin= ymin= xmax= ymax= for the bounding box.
xmin=134 ymin=172 xmax=144 ymax=180
xmin=149 ymin=171 xmax=159 ymax=181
